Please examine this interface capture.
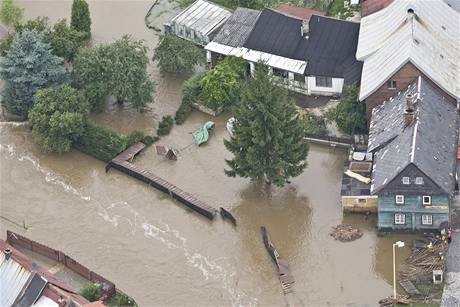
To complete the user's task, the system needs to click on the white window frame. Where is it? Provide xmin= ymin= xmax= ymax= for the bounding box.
xmin=423 ymin=195 xmax=432 ymax=205
xmin=421 ymin=214 xmax=433 ymax=225
xmin=395 ymin=213 xmax=406 ymax=225
xmin=402 ymin=177 xmax=410 ymax=185
xmin=395 ymin=195 xmax=405 ymax=205
xmin=415 ymin=177 xmax=424 ymax=185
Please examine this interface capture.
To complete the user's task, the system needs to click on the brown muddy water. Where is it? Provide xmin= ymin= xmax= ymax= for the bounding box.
xmin=1 ymin=1 xmax=418 ymax=306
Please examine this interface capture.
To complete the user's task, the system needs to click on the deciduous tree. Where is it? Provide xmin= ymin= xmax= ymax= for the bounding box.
xmin=154 ymin=34 xmax=205 ymax=74
xmin=73 ymin=35 xmax=154 ymax=112
xmin=29 ymin=85 xmax=89 ymax=153
xmin=70 ymin=0 xmax=91 ymax=38
xmin=47 ymin=19 xmax=86 ymax=61
xmin=0 ymin=0 xmax=23 ymax=27
xmin=0 ymin=30 xmax=66 ymax=117
xmin=224 ymin=64 xmax=309 ymax=187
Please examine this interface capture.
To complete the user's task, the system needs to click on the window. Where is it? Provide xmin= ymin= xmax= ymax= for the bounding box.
xmin=294 ymin=73 xmax=305 ymax=83
xmin=395 ymin=195 xmax=405 ymax=205
xmin=358 ymin=198 xmax=367 ymax=204
xmin=315 ymin=76 xmax=332 ymax=88
xmin=421 ymin=214 xmax=433 ymax=225
xmin=402 ymin=177 xmax=410 ymax=185
xmin=395 ymin=213 xmax=406 ymax=225
xmin=415 ymin=177 xmax=424 ymax=185
xmin=272 ymin=68 xmax=288 ymax=79
xmin=423 ymin=196 xmax=431 ymax=205
xmin=387 ymin=80 xmax=397 ymax=89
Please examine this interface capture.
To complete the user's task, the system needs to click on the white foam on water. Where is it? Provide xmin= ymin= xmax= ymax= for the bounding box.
xmin=0 ymin=141 xmax=257 ymax=307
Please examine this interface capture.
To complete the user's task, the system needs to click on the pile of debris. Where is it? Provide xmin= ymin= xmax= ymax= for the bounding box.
xmin=400 ymin=238 xmax=448 ymax=282
xmin=329 ymin=224 xmax=363 ymax=242
xmin=378 ymin=295 xmax=411 ymax=306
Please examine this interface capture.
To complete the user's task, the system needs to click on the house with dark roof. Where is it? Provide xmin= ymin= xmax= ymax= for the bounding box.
xmin=205 ymin=8 xmax=362 ymax=97
xmin=367 ymin=76 xmax=458 ymax=231
xmin=356 ymin=0 xmax=460 ymax=121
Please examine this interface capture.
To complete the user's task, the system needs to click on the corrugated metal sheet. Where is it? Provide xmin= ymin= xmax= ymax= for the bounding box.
xmin=171 ymin=0 xmax=231 ymax=36
xmin=356 ymin=0 xmax=460 ymax=101
xmin=0 ymin=251 xmax=32 ymax=307
xmin=32 ymin=295 xmax=59 ymax=307
xmin=205 ymin=41 xmax=307 ymax=74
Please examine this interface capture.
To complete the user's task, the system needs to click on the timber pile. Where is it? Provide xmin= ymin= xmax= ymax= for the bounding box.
xmin=400 ymin=239 xmax=447 ymax=282
xmin=330 ymin=224 xmax=363 ymax=242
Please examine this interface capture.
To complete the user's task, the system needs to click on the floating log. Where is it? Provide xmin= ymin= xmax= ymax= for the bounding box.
xmin=219 ymin=207 xmax=236 ymax=226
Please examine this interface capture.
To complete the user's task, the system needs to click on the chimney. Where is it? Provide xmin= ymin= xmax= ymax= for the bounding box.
xmin=4 ymin=248 xmax=12 ymax=261
xmin=404 ymin=93 xmax=415 ymax=126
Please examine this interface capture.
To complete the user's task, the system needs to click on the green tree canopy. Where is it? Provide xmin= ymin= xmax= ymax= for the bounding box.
xmin=154 ymin=34 xmax=205 ymax=74
xmin=0 ymin=30 xmax=66 ymax=117
xmin=0 ymin=0 xmax=23 ymax=27
xmin=224 ymin=64 xmax=309 ymax=187
xmin=73 ymin=35 xmax=154 ymax=112
xmin=200 ymin=56 xmax=246 ymax=110
xmin=29 ymin=85 xmax=89 ymax=153
xmin=47 ymin=19 xmax=86 ymax=61
xmin=325 ymin=83 xmax=367 ymax=134
xmin=70 ymin=0 xmax=91 ymax=38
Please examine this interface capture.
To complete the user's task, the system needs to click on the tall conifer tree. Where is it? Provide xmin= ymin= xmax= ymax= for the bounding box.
xmin=224 ymin=64 xmax=309 ymax=187
xmin=70 ymin=0 xmax=91 ymax=38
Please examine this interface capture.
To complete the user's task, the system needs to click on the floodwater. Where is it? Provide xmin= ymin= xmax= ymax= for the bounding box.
xmin=1 ymin=1 xmax=418 ymax=306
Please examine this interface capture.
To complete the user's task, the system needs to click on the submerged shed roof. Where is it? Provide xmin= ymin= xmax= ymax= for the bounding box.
xmin=0 ymin=249 xmax=32 ymax=307
xmin=212 ymin=7 xmax=260 ymax=47
xmin=368 ymin=77 xmax=459 ymax=195
xmin=356 ymin=0 xmax=460 ymax=101
xmin=171 ymin=0 xmax=232 ymax=37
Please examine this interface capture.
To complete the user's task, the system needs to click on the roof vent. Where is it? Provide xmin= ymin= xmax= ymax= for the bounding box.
xmin=407 ymin=8 xmax=414 ymax=14
xmin=4 ymin=248 xmax=12 ymax=261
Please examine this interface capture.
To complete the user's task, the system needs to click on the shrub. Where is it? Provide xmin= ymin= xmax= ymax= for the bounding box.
xmin=175 ymin=72 xmax=204 ymax=125
xmin=74 ymin=122 xmax=129 ymax=162
xmin=297 ymin=108 xmax=328 ymax=136
xmin=324 ymin=83 xmax=367 ymax=134
xmin=0 ymin=0 xmax=23 ymax=27
xmin=80 ymin=283 xmax=101 ymax=302
xmin=157 ymin=115 xmax=174 ymax=136
xmin=142 ymin=135 xmax=158 ymax=145
xmin=200 ymin=56 xmax=246 ymax=110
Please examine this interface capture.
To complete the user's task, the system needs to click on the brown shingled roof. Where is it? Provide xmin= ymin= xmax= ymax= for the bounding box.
xmin=275 ymin=4 xmax=325 ymax=20
xmin=361 ymin=0 xmax=393 ymax=16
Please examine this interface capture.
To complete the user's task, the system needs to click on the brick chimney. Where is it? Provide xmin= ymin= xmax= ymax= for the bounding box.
xmin=404 ymin=93 xmax=415 ymax=126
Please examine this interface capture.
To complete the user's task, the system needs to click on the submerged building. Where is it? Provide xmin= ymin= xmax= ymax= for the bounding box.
xmin=368 ymin=77 xmax=458 ymax=231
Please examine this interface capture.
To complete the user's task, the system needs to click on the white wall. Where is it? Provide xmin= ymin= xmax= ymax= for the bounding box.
xmin=307 ymin=76 xmax=344 ymax=96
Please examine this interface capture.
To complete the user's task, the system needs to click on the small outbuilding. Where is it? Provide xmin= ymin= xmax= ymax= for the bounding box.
xmin=168 ymin=0 xmax=232 ymax=46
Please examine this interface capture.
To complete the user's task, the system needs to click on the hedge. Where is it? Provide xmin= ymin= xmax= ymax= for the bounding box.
xmin=74 ymin=123 xmax=157 ymax=162
xmin=175 ymin=72 xmax=204 ymax=125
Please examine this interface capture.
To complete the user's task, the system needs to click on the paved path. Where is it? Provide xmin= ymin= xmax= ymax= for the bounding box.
xmin=441 ymin=231 xmax=460 ymax=307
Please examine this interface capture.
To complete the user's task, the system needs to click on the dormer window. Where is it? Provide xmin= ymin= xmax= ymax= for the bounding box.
xmin=402 ymin=177 xmax=410 ymax=185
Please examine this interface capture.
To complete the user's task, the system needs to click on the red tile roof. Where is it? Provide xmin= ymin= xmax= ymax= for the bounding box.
xmin=361 ymin=0 xmax=393 ymax=16
xmin=275 ymin=4 xmax=325 ymax=20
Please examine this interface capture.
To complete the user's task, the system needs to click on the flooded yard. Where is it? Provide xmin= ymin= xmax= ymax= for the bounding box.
xmin=1 ymin=1 xmax=418 ymax=306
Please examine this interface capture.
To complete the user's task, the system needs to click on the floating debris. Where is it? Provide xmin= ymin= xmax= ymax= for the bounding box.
xmin=219 ymin=207 xmax=236 ymax=226
xmin=330 ymin=224 xmax=363 ymax=242
xmin=379 ymin=295 xmax=411 ymax=306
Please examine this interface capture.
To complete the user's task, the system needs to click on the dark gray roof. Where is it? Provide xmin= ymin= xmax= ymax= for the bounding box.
xmin=341 ymin=161 xmax=371 ymax=196
xmin=305 ymin=15 xmax=362 ymax=83
xmin=212 ymin=7 xmax=260 ymax=47
xmin=369 ymin=77 xmax=459 ymax=195
xmin=243 ymin=9 xmax=309 ymax=61
xmin=241 ymin=10 xmax=362 ymax=81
